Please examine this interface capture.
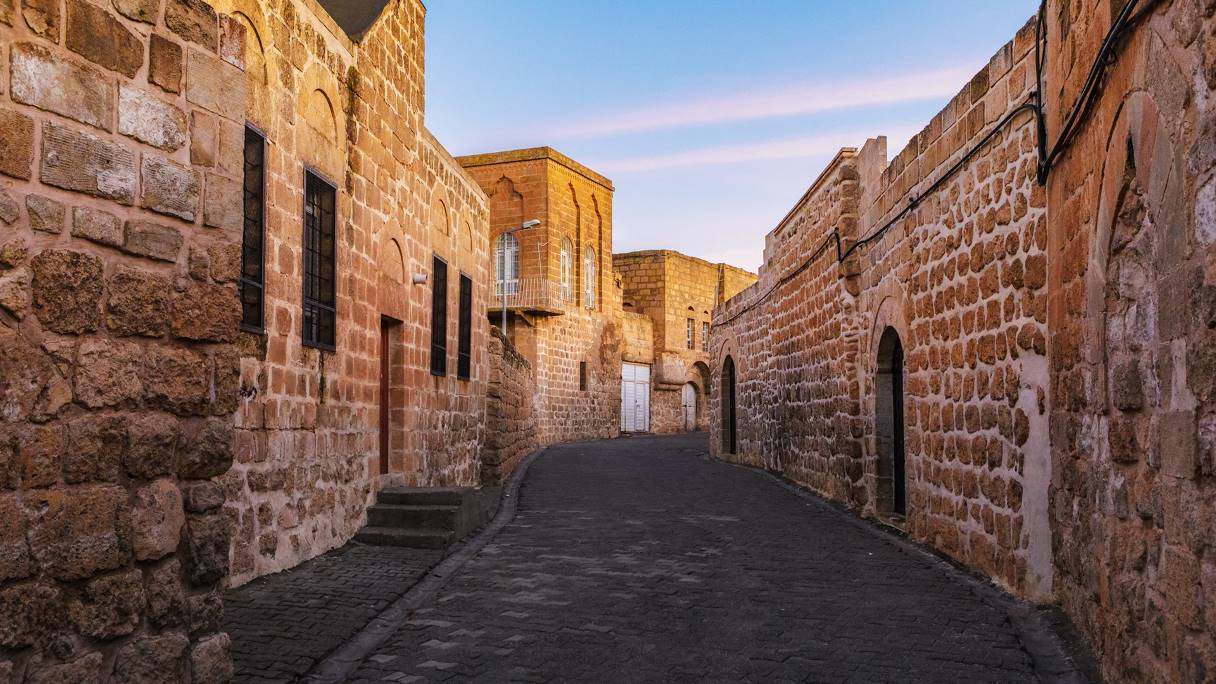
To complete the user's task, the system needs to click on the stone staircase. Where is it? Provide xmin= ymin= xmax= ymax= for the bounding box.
xmin=354 ymin=486 xmax=500 ymax=549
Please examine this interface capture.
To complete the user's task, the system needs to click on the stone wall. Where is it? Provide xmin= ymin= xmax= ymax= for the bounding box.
xmin=0 ymin=0 xmax=245 ymax=679
xmin=710 ymin=1 xmax=1216 ymax=681
xmin=459 ymin=148 xmax=621 ymax=446
xmin=482 ymin=326 xmax=537 ymax=484
xmin=616 ymin=250 xmax=756 ymax=433
xmin=211 ymin=0 xmax=491 ymax=587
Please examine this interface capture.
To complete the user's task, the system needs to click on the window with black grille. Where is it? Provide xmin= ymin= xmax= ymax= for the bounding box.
xmin=240 ymin=126 xmax=266 ymax=332
xmin=457 ymin=273 xmax=472 ymax=380
xmin=430 ymin=256 xmax=448 ymax=376
xmin=302 ymin=171 xmax=336 ymax=350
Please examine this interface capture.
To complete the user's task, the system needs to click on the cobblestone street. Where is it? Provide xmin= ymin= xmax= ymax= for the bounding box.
xmin=226 ymin=433 xmax=1086 ymax=683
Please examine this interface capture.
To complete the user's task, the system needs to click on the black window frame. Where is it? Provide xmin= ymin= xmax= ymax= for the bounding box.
xmin=430 ymin=255 xmax=449 ymax=377
xmin=457 ymin=273 xmax=472 ymax=380
xmin=302 ymin=169 xmax=337 ymax=351
xmin=240 ymin=125 xmax=267 ymax=333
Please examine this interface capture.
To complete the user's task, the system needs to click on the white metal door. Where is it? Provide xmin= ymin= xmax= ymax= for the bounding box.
xmin=621 ymin=363 xmax=650 ymax=432
xmin=681 ymin=383 xmax=697 ymax=431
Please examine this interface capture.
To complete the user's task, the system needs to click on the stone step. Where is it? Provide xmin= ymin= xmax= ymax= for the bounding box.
xmin=366 ymin=503 xmax=459 ymax=530
xmin=353 ymin=526 xmax=454 ymax=549
xmin=376 ymin=487 xmax=467 ymax=506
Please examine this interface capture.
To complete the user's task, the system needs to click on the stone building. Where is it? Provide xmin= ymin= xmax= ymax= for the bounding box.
xmin=458 ymin=148 xmax=622 ymax=446
xmin=615 ymin=250 xmax=755 ymax=433
xmin=202 ymin=0 xmax=490 ymax=586
xmin=0 ymin=0 xmax=247 ymax=680
xmin=710 ymin=2 xmax=1216 ymax=681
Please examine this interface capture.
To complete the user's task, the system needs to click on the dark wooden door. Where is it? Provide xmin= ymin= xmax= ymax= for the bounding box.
xmin=379 ymin=318 xmax=391 ymax=475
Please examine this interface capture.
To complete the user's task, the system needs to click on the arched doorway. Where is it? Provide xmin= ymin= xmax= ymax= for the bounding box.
xmin=875 ymin=327 xmax=905 ymax=515
xmin=721 ymin=356 xmax=736 ymax=454
xmin=681 ymin=382 xmax=697 ymax=431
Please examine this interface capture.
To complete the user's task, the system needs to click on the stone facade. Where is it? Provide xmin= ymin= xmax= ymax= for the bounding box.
xmin=482 ymin=326 xmax=537 ymax=484
xmin=208 ymin=0 xmax=491 ymax=587
xmin=615 ymin=250 xmax=755 ymax=433
xmin=710 ymin=2 xmax=1216 ymax=682
xmin=0 ymin=0 xmax=245 ymax=680
xmin=458 ymin=148 xmax=621 ymax=446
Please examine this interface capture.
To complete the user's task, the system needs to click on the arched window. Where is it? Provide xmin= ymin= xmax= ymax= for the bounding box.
xmin=495 ymin=233 xmax=519 ymax=296
xmin=583 ymin=247 xmax=596 ymax=308
xmin=560 ymin=238 xmax=574 ymax=302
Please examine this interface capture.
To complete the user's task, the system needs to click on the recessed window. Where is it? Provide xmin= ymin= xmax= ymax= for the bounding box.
xmin=686 ymin=318 xmax=695 ymax=350
xmin=495 ymin=233 xmax=519 ymax=296
xmin=302 ymin=171 xmax=336 ymax=350
xmin=560 ymin=238 xmax=574 ymax=302
xmin=430 ymin=255 xmax=448 ymax=376
xmin=579 ymin=361 xmax=588 ymax=391
xmin=457 ymin=273 xmax=472 ymax=380
xmin=701 ymin=322 xmax=709 ymax=352
xmin=583 ymin=248 xmax=597 ymax=309
xmin=240 ymin=126 xmax=265 ymax=332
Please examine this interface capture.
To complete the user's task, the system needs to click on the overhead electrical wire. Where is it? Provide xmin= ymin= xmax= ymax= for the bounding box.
xmin=716 ymin=0 xmax=1160 ymax=328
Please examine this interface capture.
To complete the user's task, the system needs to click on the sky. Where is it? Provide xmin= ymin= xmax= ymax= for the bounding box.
xmin=424 ymin=1 xmax=1039 ymax=272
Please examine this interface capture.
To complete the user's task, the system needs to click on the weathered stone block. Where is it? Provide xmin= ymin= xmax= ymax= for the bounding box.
xmin=182 ymin=513 xmax=228 ymax=586
xmin=65 ymin=0 xmax=143 ymax=77
xmin=0 ymin=582 xmax=64 ymax=649
xmin=188 ymin=245 xmax=209 ymax=280
xmin=112 ymin=0 xmax=159 ymax=24
xmin=145 ymin=558 xmax=187 ymax=627
xmin=190 ymin=632 xmax=232 ymax=684
xmin=187 ymin=590 xmax=221 ymax=636
xmin=1161 ymin=410 xmax=1197 ymax=478
xmin=31 ymin=249 xmax=104 ymax=334
xmin=124 ymin=412 xmax=178 ymax=480
xmin=118 ymin=84 xmax=188 ymax=151
xmin=76 ymin=338 xmax=143 ymax=408
xmin=203 ymin=173 xmax=240 ymax=230
xmin=149 ymin=32 xmax=183 ymax=93
xmin=26 ymin=485 xmax=130 ymax=581
xmin=141 ymin=346 xmax=210 ymax=414
xmin=0 ymin=493 xmax=32 ymax=582
xmin=0 ymin=188 xmax=17 ymax=226
xmin=123 ymin=220 xmax=183 ymax=262
xmin=64 ymin=415 xmax=125 ymax=483
xmin=165 ymin=0 xmax=216 ymax=49
xmin=25 ymin=194 xmax=64 ymax=233
xmin=181 ymin=480 xmax=224 ymax=512
xmin=25 ymin=653 xmax=105 ymax=683
xmin=0 ymin=326 xmax=72 ymax=422
xmin=17 ymin=423 xmax=61 ymax=488
xmin=107 ymin=265 xmax=170 ymax=337
xmin=207 ymin=242 xmax=240 ymax=283
xmin=131 ymin=479 xmax=184 ymax=560
xmin=218 ymin=13 xmax=245 ymax=69
xmin=114 ymin=632 xmax=189 ymax=683
xmin=0 ymin=107 xmax=34 ymax=179
xmin=171 ymin=282 xmax=239 ymax=342
xmin=22 ymin=0 xmax=58 ymax=38
xmin=0 ymin=266 xmax=31 ymax=319
xmin=71 ymin=205 xmax=123 ymax=248
xmin=11 ymin=43 xmax=113 ymax=131
xmin=40 ymin=123 xmax=137 ymax=203
xmin=140 ymin=154 xmax=200 ymax=221
xmin=68 ymin=567 xmax=144 ymax=639
xmin=177 ymin=417 xmax=232 ymax=479
xmin=189 ymin=110 xmax=217 ymax=166
xmin=186 ymin=48 xmax=244 ymax=120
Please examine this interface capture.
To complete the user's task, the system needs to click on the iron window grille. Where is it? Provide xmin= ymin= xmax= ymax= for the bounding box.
xmin=430 ymin=255 xmax=448 ymax=376
xmin=240 ymin=126 xmax=266 ymax=332
xmin=457 ymin=273 xmax=472 ymax=380
xmin=495 ymin=233 xmax=519 ymax=296
xmin=302 ymin=170 xmax=336 ymax=350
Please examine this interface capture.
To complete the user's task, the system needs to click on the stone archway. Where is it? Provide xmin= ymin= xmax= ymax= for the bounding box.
xmin=875 ymin=327 xmax=906 ymax=516
xmin=721 ymin=356 xmax=737 ymax=455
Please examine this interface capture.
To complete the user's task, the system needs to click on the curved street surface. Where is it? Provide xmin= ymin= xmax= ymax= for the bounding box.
xmin=227 ymin=433 xmax=1084 ymax=683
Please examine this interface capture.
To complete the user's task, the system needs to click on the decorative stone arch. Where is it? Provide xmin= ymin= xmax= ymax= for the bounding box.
xmin=712 ymin=332 xmax=742 ymax=456
xmin=376 ymin=235 xmax=406 ymax=318
xmin=209 ymin=0 xmax=273 ymax=126
xmin=297 ymin=65 xmax=345 ymax=179
xmin=863 ymin=279 xmax=914 ymax=518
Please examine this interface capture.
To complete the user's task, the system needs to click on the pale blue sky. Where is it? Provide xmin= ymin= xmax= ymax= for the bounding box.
xmin=424 ymin=1 xmax=1039 ymax=272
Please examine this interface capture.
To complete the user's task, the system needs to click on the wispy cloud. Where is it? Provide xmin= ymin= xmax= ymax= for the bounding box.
xmin=596 ymin=126 xmax=921 ymax=173
xmin=546 ymin=64 xmax=980 ymax=140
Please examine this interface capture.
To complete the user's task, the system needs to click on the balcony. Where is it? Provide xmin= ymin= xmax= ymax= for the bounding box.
xmin=491 ymin=277 xmax=570 ymax=316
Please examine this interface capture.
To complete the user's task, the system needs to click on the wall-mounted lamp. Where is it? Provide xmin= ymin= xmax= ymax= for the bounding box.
xmin=412 ymin=273 xmax=428 ymax=285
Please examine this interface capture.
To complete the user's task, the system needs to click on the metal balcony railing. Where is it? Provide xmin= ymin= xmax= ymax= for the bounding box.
xmin=493 ymin=277 xmax=571 ymax=314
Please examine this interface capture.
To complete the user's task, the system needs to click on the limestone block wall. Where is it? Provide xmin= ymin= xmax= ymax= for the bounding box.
xmin=0 ymin=0 xmax=245 ymax=679
xmin=459 ymin=149 xmax=621 ymax=446
xmin=483 ymin=326 xmax=537 ymax=484
xmin=620 ymin=310 xmax=653 ymax=365
xmin=711 ymin=2 xmax=1216 ymax=680
xmin=212 ymin=0 xmax=490 ymax=587
xmin=1043 ymin=2 xmax=1216 ymax=680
